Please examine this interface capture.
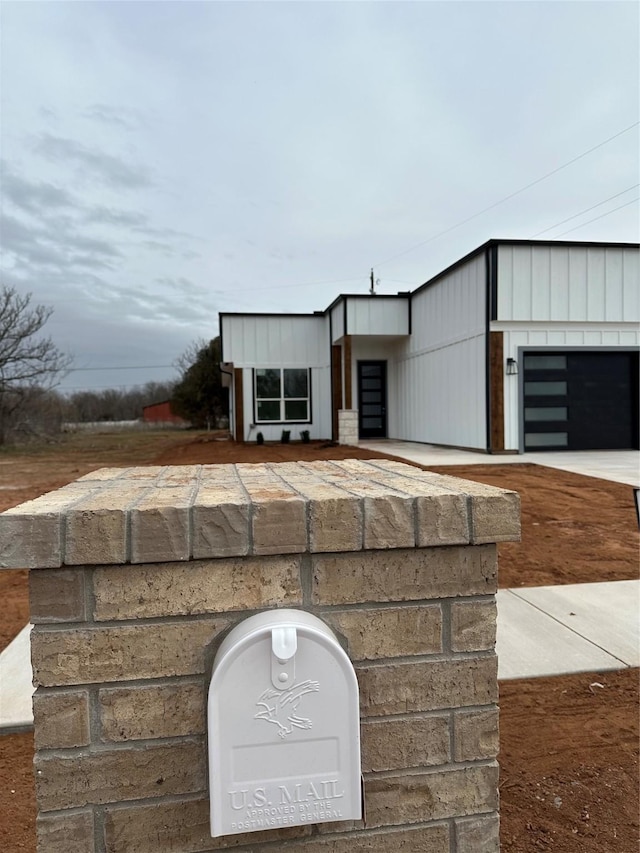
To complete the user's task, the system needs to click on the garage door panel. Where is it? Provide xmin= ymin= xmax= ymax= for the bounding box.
xmin=523 ymin=351 xmax=639 ymax=451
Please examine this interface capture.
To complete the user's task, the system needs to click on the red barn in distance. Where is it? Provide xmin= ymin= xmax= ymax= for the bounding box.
xmin=142 ymin=400 xmax=189 ymax=427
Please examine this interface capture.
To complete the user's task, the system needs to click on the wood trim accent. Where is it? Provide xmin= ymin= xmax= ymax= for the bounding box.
xmin=489 ymin=331 xmax=504 ymax=451
xmin=331 ymin=345 xmax=343 ymax=440
xmin=234 ymin=368 xmax=244 ymax=442
xmin=344 ymin=335 xmax=352 ymax=410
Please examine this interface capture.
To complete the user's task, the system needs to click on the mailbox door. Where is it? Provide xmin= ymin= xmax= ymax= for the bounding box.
xmin=208 ymin=610 xmax=361 ymax=837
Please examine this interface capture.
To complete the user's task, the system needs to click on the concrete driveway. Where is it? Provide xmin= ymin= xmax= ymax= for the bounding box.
xmin=359 ymin=441 xmax=640 ymax=487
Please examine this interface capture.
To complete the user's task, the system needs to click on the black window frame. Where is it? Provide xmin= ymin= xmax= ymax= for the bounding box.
xmin=253 ymin=367 xmax=312 ymax=425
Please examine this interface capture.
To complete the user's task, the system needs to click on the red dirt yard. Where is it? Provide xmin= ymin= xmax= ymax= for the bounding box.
xmin=0 ymin=431 xmax=637 ymax=852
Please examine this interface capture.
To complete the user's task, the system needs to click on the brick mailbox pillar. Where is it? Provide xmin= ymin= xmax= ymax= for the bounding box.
xmin=0 ymin=459 xmax=519 ymax=853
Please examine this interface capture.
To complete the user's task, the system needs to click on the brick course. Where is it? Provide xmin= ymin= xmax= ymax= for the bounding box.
xmin=36 ymin=810 xmax=95 ymax=853
xmin=32 ymin=689 xmax=91 ymax=749
xmin=31 ymin=619 xmax=230 ymax=686
xmin=92 ymin=556 xmax=303 ymax=620
xmin=0 ymin=460 xmax=518 ymax=852
xmin=326 ymin=605 xmax=442 ymax=660
xmin=0 ymin=460 xmax=518 ymax=567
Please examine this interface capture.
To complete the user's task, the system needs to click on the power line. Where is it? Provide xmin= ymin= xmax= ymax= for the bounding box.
xmin=553 ymin=197 xmax=639 ymax=238
xmin=225 ymin=276 xmax=363 ymax=294
xmin=61 ymin=384 xmax=172 ymax=391
xmin=373 ymin=120 xmax=640 ymax=269
xmin=67 ymin=364 xmax=175 ymax=372
xmin=532 ymin=185 xmax=640 ymax=236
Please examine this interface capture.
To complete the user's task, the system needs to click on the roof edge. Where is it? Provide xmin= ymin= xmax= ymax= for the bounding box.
xmin=411 ymin=237 xmax=639 ymax=298
xmin=220 ymin=238 xmax=640 ymax=319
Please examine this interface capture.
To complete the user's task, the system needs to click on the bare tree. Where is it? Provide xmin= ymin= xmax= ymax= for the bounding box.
xmin=64 ymin=380 xmax=177 ymax=423
xmin=0 ymin=286 xmax=71 ymax=443
xmin=174 ymin=338 xmax=207 ymax=377
xmin=172 ymin=337 xmax=227 ymax=430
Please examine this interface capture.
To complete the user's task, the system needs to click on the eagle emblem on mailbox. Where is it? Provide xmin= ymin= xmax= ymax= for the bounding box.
xmin=254 ymin=680 xmax=320 ymax=738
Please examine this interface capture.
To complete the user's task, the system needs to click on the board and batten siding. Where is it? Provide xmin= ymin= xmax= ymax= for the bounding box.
xmin=345 ymin=296 xmax=410 ymax=336
xmin=221 ymin=314 xmax=329 ymax=366
xmin=330 ymin=302 xmax=345 ymax=343
xmin=221 ymin=314 xmax=332 ymax=441
xmin=495 ymin=244 xmax=639 ymax=451
xmin=496 ymin=244 xmax=640 ymax=323
xmin=394 ymin=252 xmax=488 ymax=449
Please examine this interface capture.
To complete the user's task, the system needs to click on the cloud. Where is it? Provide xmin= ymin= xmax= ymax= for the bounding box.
xmin=137 ymin=223 xmax=199 ymax=242
xmin=142 ymin=240 xmax=175 ymax=256
xmin=34 ymin=133 xmax=153 ymax=189
xmin=2 ymin=211 xmax=122 ymax=272
xmin=155 ymin=276 xmax=202 ymax=295
xmin=84 ymin=205 xmax=148 ymax=228
xmin=1 ymin=162 xmax=76 ymax=213
xmin=82 ymin=103 xmax=146 ymax=132
xmin=2 ymin=214 xmax=70 ymax=268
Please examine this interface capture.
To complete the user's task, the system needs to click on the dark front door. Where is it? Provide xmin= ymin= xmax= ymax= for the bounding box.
xmin=358 ymin=361 xmax=387 ymax=438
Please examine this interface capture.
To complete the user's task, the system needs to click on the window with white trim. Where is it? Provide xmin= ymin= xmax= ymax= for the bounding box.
xmin=254 ymin=368 xmax=310 ymax=423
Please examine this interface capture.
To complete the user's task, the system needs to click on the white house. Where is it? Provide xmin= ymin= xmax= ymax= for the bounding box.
xmin=220 ymin=239 xmax=639 ymax=453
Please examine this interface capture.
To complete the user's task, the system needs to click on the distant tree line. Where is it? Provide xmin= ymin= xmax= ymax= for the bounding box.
xmin=64 ymin=381 xmax=178 ymax=424
xmin=0 ymin=284 xmax=228 ymax=444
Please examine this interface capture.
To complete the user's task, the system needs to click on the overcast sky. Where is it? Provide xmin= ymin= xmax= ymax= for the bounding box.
xmin=1 ymin=1 xmax=638 ymax=394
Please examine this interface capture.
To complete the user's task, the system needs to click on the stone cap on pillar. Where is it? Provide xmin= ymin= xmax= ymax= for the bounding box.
xmin=0 ymin=459 xmax=520 ymax=569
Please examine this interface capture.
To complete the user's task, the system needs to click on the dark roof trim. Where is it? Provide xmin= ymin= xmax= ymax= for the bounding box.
xmin=219 ymin=311 xmax=325 ymax=319
xmin=325 ymin=294 xmax=345 ymax=313
xmin=411 ymin=241 xmax=494 ymax=298
xmin=339 ymin=293 xmax=411 ymax=300
xmin=221 ymin=239 xmax=639 ymax=322
xmin=411 ymin=238 xmax=639 ymax=299
xmin=325 ymin=292 xmax=410 ymax=314
xmin=488 ymin=238 xmax=639 ymax=250
xmin=223 ymin=292 xmax=411 ymax=322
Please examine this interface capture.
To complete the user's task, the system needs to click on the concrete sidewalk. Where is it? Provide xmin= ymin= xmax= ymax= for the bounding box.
xmin=1 ymin=579 xmax=638 ymax=733
xmin=0 ymin=624 xmax=33 ymax=733
xmin=496 ymin=580 xmax=639 ymax=680
xmin=360 ymin=441 xmax=640 ymax=487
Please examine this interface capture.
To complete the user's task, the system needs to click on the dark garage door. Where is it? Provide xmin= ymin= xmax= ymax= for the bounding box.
xmin=523 ymin=351 xmax=639 ymax=451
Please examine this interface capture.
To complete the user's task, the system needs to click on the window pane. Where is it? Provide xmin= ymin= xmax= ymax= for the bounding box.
xmin=362 ymin=404 xmax=382 ymax=416
xmin=362 ymin=417 xmax=382 ymax=429
xmin=284 ymin=369 xmax=308 ymax=399
xmin=256 ymin=369 xmax=281 ymax=399
xmin=525 ymin=407 xmax=568 ymax=422
xmin=524 ymin=381 xmax=567 ymax=396
xmin=361 ymin=391 xmax=380 ymax=403
xmin=284 ymin=400 xmax=308 ymax=421
xmin=525 ymin=432 xmax=568 ymax=447
xmin=257 ymin=400 xmax=280 ymax=421
xmin=524 ymin=355 xmax=567 ymax=371
xmin=361 ymin=378 xmax=381 ymax=391
xmin=361 ymin=365 xmax=382 ymax=377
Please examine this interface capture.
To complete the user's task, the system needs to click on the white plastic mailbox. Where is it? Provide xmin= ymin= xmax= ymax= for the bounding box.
xmin=208 ymin=609 xmax=362 ymax=837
